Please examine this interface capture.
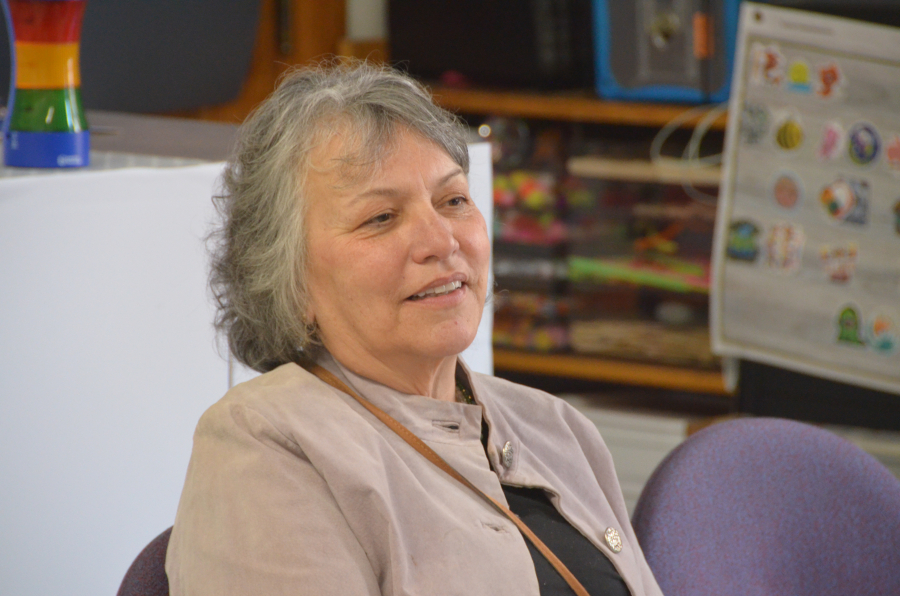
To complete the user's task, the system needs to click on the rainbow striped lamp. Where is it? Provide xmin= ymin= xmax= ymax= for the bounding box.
xmin=2 ymin=0 xmax=89 ymax=168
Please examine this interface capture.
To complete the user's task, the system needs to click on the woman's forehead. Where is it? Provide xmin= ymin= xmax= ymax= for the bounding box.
xmin=308 ymin=124 xmax=454 ymax=190
xmin=307 ymin=121 xmax=390 ymax=179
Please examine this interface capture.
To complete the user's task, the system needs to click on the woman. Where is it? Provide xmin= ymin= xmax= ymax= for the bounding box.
xmin=166 ymin=61 xmax=663 ymax=596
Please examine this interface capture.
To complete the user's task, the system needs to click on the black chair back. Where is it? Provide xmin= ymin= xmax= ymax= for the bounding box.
xmin=117 ymin=527 xmax=172 ymax=596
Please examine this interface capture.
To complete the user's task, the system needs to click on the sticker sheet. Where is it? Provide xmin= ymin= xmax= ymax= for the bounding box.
xmin=712 ymin=3 xmax=900 ymax=395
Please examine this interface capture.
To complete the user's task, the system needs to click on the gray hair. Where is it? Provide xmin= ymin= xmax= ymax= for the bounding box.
xmin=209 ymin=60 xmax=471 ymax=372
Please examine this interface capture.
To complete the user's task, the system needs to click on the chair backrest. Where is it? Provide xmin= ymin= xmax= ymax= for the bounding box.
xmin=632 ymin=417 xmax=900 ymax=596
xmin=1 ymin=1 xmax=259 ymax=113
xmin=117 ymin=527 xmax=172 ymax=596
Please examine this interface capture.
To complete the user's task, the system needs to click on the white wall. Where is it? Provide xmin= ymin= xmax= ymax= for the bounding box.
xmin=0 ymin=163 xmax=229 ymax=596
xmin=347 ymin=0 xmax=387 ymax=39
xmin=1 ymin=143 xmax=492 ymax=596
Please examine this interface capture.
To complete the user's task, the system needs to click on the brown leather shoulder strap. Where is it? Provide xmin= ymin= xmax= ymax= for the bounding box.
xmin=298 ymin=357 xmax=591 ymax=596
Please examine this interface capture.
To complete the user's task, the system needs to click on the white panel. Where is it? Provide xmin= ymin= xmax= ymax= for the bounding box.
xmin=561 ymin=396 xmax=689 ymax=515
xmin=460 ymin=142 xmax=494 ymax=376
xmin=0 ymin=164 xmax=228 ymax=596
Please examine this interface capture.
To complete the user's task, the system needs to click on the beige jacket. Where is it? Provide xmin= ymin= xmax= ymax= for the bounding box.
xmin=166 ymin=354 xmax=663 ymax=596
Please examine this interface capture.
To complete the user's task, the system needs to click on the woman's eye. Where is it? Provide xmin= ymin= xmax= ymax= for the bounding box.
xmin=365 ymin=212 xmax=393 ymax=226
xmin=446 ymin=195 xmax=468 ymax=207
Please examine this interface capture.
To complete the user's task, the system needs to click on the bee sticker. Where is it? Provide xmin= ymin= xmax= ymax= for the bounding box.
xmin=776 ymin=117 xmax=804 ymax=151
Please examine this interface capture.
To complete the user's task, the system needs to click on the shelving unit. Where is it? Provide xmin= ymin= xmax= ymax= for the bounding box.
xmin=429 ymin=85 xmax=728 ymax=130
xmin=494 ymin=349 xmax=728 ymax=395
xmin=567 ymin=156 xmax=722 ymax=186
xmin=434 ymin=86 xmax=732 ymax=398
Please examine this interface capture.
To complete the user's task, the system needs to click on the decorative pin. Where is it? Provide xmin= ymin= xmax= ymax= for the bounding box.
xmin=726 ymin=220 xmax=761 ymax=262
xmin=741 ymin=103 xmax=769 ymax=145
xmin=817 ymin=122 xmax=844 ymax=161
xmin=885 ymin=136 xmax=900 ymax=172
xmin=501 ymin=441 xmax=514 ymax=468
xmin=893 ymin=200 xmax=900 ymax=235
xmin=819 ymin=178 xmax=869 ymax=225
xmin=816 ymin=62 xmax=843 ymax=98
xmin=787 ymin=59 xmax=812 ymax=93
xmin=751 ymin=43 xmax=785 ymax=86
xmin=604 ymin=527 xmax=623 ymax=553
xmin=837 ymin=305 xmax=866 ymax=346
xmin=773 ymin=172 xmax=803 ymax=209
xmin=819 ymin=243 xmax=858 ymax=283
xmin=848 ymin=123 xmax=880 ymax=165
xmin=776 ymin=117 xmax=804 ymax=151
xmin=866 ymin=311 xmax=898 ymax=354
xmin=765 ymin=222 xmax=805 ymax=275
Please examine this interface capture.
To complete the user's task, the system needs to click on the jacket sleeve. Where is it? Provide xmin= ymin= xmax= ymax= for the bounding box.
xmin=165 ymin=401 xmax=381 ymax=596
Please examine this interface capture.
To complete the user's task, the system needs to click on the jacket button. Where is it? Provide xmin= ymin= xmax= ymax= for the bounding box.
xmin=604 ymin=527 xmax=623 ymax=553
xmin=501 ymin=441 xmax=514 ymax=468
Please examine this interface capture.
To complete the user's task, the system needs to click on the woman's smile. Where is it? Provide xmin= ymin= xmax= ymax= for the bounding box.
xmin=406 ymin=275 xmax=466 ymax=301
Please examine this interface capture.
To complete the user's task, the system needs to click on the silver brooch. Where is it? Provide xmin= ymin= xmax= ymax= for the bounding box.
xmin=501 ymin=441 xmax=514 ymax=468
xmin=604 ymin=527 xmax=623 ymax=553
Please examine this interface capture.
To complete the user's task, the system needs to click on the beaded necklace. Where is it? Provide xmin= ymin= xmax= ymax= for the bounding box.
xmin=455 ymin=380 xmax=476 ymax=405
xmin=455 ymin=379 xmax=489 ymax=448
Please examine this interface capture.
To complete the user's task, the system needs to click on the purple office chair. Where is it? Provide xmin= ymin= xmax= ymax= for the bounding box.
xmin=117 ymin=527 xmax=172 ymax=596
xmin=632 ymin=417 xmax=900 ymax=596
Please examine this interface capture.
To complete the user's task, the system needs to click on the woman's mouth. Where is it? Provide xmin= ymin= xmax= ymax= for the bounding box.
xmin=408 ymin=280 xmax=463 ymax=300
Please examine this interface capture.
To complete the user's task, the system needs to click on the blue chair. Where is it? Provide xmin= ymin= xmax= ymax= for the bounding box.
xmin=632 ymin=417 xmax=900 ymax=596
xmin=117 ymin=527 xmax=172 ymax=596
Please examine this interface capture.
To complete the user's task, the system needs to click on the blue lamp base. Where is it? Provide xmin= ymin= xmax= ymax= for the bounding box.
xmin=3 ymin=130 xmax=91 ymax=168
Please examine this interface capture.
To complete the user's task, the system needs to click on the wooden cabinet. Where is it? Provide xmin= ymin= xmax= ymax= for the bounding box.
xmin=430 ymin=86 xmax=730 ymax=396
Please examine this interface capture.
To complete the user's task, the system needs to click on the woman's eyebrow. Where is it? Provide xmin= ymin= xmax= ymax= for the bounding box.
xmin=437 ymin=168 xmax=466 ymax=186
xmin=351 ymin=168 xmax=467 ymax=204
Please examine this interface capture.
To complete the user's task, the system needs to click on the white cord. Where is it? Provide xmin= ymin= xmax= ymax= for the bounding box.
xmin=648 ymin=102 xmax=728 ymax=205
xmin=682 ymin=103 xmax=728 ymax=204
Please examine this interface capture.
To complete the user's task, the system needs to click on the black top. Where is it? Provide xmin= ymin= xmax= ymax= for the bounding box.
xmin=455 ymin=377 xmax=629 ymax=595
xmin=503 ymin=485 xmax=630 ymax=596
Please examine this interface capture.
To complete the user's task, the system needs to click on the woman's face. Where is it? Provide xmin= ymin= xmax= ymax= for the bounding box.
xmin=303 ymin=127 xmax=490 ymax=371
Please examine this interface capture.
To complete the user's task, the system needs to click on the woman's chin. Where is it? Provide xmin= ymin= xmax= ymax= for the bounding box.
xmin=411 ymin=325 xmax=479 ymax=361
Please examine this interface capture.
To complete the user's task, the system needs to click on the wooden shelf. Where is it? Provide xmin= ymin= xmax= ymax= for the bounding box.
xmin=429 ymin=85 xmax=728 ymax=130
xmin=493 ymin=349 xmax=730 ymax=395
xmin=567 ymin=156 xmax=722 ymax=186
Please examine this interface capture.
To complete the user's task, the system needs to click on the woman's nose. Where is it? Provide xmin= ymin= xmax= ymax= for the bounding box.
xmin=409 ymin=206 xmax=459 ymax=263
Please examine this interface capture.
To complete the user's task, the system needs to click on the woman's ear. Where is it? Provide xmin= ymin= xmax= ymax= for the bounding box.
xmin=304 ymin=303 xmax=316 ymax=329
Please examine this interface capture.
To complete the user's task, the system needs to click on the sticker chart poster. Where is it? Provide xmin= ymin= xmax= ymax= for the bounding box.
xmin=712 ymin=3 xmax=900 ymax=395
